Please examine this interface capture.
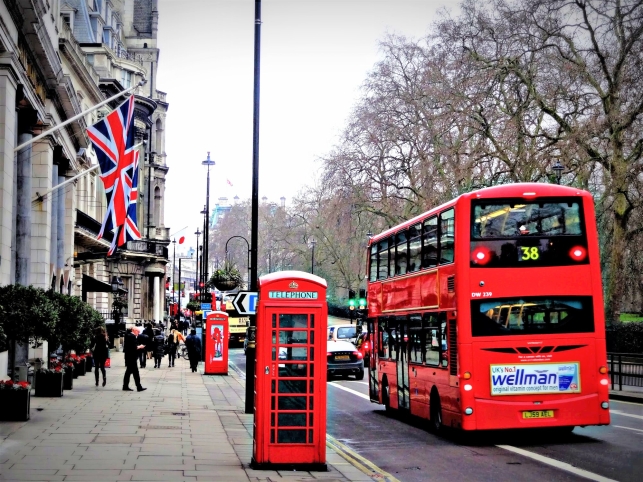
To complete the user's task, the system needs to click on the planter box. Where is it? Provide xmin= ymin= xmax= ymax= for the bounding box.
xmin=0 ymin=389 xmax=30 ymax=421
xmin=35 ymin=372 xmax=64 ymax=397
xmin=74 ymin=361 xmax=86 ymax=377
xmin=63 ymin=367 xmax=73 ymax=390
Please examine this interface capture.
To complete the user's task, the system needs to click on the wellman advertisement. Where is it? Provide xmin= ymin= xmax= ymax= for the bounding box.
xmin=490 ymin=362 xmax=581 ymax=396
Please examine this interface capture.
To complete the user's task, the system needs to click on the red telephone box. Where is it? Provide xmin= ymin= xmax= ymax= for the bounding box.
xmin=252 ymin=271 xmax=328 ymax=471
xmin=205 ymin=311 xmax=228 ymax=375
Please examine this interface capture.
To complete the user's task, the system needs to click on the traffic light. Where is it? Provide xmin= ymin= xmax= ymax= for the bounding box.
xmin=348 ymin=289 xmax=356 ymax=311
xmin=358 ymin=288 xmax=366 ymax=310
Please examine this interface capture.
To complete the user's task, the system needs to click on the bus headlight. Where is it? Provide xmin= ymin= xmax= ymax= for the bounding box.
xmin=600 ymin=379 xmax=609 ymax=386
xmin=464 ymin=407 xmax=473 ymax=415
xmin=464 ymin=384 xmax=473 ymax=391
xmin=601 ymin=402 xmax=609 ymax=409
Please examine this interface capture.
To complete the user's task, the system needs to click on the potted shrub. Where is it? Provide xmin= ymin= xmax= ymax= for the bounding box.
xmin=0 ymin=380 xmax=31 ymax=421
xmin=62 ymin=360 xmax=74 ymax=390
xmin=34 ymin=366 xmax=63 ymax=397
xmin=209 ymin=260 xmax=243 ymax=291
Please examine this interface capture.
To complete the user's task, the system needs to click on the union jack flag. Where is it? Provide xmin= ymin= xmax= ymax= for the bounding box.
xmin=87 ymin=95 xmax=141 ymax=255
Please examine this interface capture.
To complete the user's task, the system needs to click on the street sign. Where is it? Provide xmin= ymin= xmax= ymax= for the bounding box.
xmin=232 ymin=291 xmax=258 ymax=315
xmin=201 ymin=303 xmax=212 ymax=310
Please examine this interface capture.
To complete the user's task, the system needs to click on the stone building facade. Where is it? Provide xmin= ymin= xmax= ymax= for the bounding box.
xmin=0 ymin=0 xmax=170 ymax=335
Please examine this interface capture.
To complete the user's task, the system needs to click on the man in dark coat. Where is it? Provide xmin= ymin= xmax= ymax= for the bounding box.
xmin=184 ymin=329 xmax=202 ymax=373
xmin=123 ymin=328 xmax=147 ymax=391
xmin=137 ymin=331 xmax=150 ymax=368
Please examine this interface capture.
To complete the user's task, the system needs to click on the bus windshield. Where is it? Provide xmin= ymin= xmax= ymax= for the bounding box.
xmin=471 ymin=297 xmax=594 ymax=336
xmin=472 ymin=200 xmax=583 ymax=239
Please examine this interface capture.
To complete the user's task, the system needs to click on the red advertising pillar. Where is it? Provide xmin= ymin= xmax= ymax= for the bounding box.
xmin=252 ymin=271 xmax=327 ymax=471
xmin=205 ymin=311 xmax=228 ymax=375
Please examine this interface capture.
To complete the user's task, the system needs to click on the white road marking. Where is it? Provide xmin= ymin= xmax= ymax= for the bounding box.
xmin=497 ymin=445 xmax=619 ymax=482
xmin=610 ymin=399 xmax=643 ymax=407
xmin=613 ymin=425 xmax=643 ymax=434
xmin=610 ymin=409 xmax=643 ymax=420
xmin=329 ymin=382 xmax=371 ymax=401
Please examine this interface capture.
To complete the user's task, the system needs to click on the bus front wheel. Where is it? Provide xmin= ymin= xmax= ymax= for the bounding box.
xmin=429 ymin=392 xmax=443 ymax=433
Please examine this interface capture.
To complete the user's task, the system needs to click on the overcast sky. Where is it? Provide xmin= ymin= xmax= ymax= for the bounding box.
xmin=157 ymin=0 xmax=454 ymax=246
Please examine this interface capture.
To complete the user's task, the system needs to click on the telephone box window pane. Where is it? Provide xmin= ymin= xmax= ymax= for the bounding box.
xmin=271 ymin=430 xmax=275 ymax=443
xmin=309 ymin=429 xmax=313 ymax=443
xmin=279 ymin=314 xmax=308 ymax=328
xmin=309 ymin=413 xmax=314 ymax=426
xmin=272 ymin=330 xmax=276 ymax=344
xmin=280 ymin=347 xmax=308 ymax=361
xmin=309 ymin=396 xmax=314 ymax=410
xmin=278 ymin=364 xmax=308 ymax=377
xmin=279 ymin=330 xmax=308 ymax=344
xmin=271 ymin=413 xmax=275 ymax=427
xmin=310 ymin=347 xmax=315 ymax=361
xmin=309 ymin=364 xmax=314 ymax=377
xmin=272 ymin=347 xmax=276 ymax=361
xmin=311 ymin=314 xmax=315 ymax=328
xmin=277 ymin=430 xmax=306 ymax=444
xmin=278 ymin=380 xmax=307 ymax=393
xmin=310 ymin=331 xmax=314 ymax=344
xmin=278 ymin=413 xmax=306 ymax=427
xmin=278 ymin=396 xmax=306 ymax=410
xmin=271 ymin=396 xmax=275 ymax=410
xmin=271 ymin=380 xmax=275 ymax=393
xmin=309 ymin=380 xmax=314 ymax=393
xmin=272 ymin=314 xmax=276 ymax=328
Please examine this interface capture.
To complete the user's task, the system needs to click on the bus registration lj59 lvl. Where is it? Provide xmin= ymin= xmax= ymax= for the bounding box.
xmin=365 ymin=183 xmax=610 ymax=431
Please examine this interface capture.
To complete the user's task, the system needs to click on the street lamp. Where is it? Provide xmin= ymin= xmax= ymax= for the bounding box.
xmin=225 ymin=236 xmax=250 ymax=288
xmin=177 ymin=256 xmax=193 ymax=312
xmin=202 ymin=152 xmax=215 ymax=295
xmin=310 ymin=237 xmax=316 ymax=274
xmin=172 ymin=238 xmax=176 ymax=303
xmin=200 ymin=206 xmax=207 ymax=293
xmin=552 ymin=160 xmax=564 ymax=185
xmin=195 ymin=228 xmax=201 ymax=297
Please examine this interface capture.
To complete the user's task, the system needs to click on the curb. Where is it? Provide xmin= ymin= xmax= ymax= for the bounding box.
xmin=327 ymin=434 xmax=401 ymax=482
xmin=609 ymin=393 xmax=643 ymax=404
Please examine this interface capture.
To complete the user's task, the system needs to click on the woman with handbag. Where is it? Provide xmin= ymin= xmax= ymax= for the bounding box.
xmin=90 ymin=326 xmax=110 ymax=387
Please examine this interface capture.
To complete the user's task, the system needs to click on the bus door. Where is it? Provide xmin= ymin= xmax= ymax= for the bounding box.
xmin=396 ymin=320 xmax=410 ymax=410
xmin=367 ymin=318 xmax=378 ymax=401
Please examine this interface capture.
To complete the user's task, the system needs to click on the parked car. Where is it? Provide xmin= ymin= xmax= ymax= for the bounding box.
xmin=327 ymin=324 xmax=359 ymax=344
xmin=355 ymin=331 xmax=371 ymax=364
xmin=327 ymin=340 xmax=364 ymax=380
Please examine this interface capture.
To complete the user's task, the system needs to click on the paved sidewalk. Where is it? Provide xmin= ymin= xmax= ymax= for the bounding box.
xmin=0 ymin=354 xmax=378 ymax=482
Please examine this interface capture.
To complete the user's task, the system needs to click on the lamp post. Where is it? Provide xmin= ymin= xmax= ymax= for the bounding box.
xmin=172 ymin=238 xmax=176 ymax=304
xmin=225 ymin=236 xmax=250 ymax=288
xmin=552 ymin=160 xmax=564 ymax=185
xmin=200 ymin=206 xmax=207 ymax=298
xmin=195 ymin=228 xmax=201 ymax=295
xmin=310 ymin=237 xmax=316 ymax=274
xmin=178 ymin=256 xmax=192 ymax=313
xmin=202 ymin=152 xmax=215 ymax=298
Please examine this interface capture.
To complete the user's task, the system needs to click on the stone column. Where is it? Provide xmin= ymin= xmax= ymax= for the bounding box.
xmin=0 ymin=70 xmax=18 ymax=285
xmin=56 ymin=172 xmax=65 ymax=286
xmin=30 ymin=135 xmax=54 ymax=289
xmin=50 ymin=160 xmax=58 ymax=288
xmin=153 ymin=275 xmax=160 ymax=323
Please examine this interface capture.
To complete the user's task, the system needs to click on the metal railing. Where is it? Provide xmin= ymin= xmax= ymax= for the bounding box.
xmin=608 ymin=353 xmax=643 ymax=391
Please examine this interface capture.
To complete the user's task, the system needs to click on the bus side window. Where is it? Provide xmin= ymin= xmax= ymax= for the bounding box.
xmin=439 ymin=208 xmax=455 ymax=264
xmin=369 ymin=244 xmax=378 ymax=282
xmin=395 ymin=231 xmax=408 ymax=276
xmin=426 ymin=328 xmax=440 ymax=366
xmin=409 ymin=319 xmax=423 ymax=363
xmin=408 ymin=224 xmax=422 ymax=273
xmin=378 ymin=320 xmax=388 ymax=358
xmin=377 ymin=239 xmax=389 ymax=280
xmin=422 ymin=216 xmax=438 ymax=269
xmin=440 ymin=319 xmax=448 ymax=368
xmin=389 ymin=328 xmax=397 ymax=360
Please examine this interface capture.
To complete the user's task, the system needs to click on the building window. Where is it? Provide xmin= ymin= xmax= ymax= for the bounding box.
xmin=62 ymin=13 xmax=73 ymax=29
xmin=121 ymin=69 xmax=132 ymax=88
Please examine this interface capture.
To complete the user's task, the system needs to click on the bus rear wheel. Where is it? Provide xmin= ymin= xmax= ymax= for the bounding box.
xmin=429 ymin=393 xmax=443 ymax=434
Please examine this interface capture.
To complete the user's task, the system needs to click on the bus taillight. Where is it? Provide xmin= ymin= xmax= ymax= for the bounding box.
xmin=569 ymin=245 xmax=587 ymax=261
xmin=471 ymin=247 xmax=492 ymax=266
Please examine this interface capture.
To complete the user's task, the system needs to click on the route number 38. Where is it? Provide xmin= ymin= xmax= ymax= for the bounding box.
xmin=520 ymin=246 xmax=539 ymax=261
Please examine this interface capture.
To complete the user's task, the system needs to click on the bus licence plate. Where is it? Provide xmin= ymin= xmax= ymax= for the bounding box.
xmin=522 ymin=410 xmax=554 ymax=419
xmin=334 ymin=355 xmax=350 ymax=361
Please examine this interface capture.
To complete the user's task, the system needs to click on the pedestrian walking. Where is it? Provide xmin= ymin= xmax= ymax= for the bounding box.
xmin=181 ymin=318 xmax=189 ymax=336
xmin=122 ymin=328 xmax=147 ymax=392
xmin=143 ymin=323 xmax=154 ymax=361
xmin=90 ymin=326 xmax=109 ymax=387
xmin=137 ymin=330 xmax=150 ymax=368
xmin=166 ymin=328 xmax=185 ymax=367
xmin=153 ymin=329 xmax=166 ymax=368
xmin=184 ymin=329 xmax=202 ymax=372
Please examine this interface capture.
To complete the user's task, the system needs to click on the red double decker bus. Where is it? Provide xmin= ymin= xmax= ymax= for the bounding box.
xmin=365 ymin=183 xmax=610 ymax=431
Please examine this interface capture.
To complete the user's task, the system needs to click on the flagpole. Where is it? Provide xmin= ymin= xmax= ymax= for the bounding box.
xmin=32 ymin=142 xmax=146 ymax=203
xmin=14 ymin=80 xmax=147 ymax=153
